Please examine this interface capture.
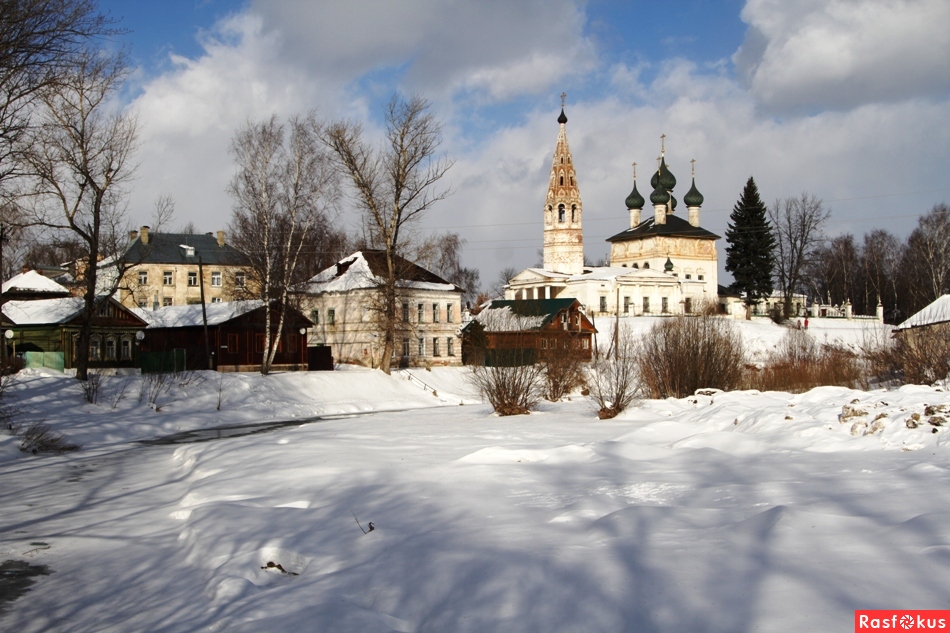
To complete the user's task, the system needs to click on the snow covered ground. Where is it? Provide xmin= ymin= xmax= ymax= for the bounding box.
xmin=2 ymin=317 xmax=949 ymax=632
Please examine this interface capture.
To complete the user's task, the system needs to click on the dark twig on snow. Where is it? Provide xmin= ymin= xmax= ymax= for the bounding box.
xmin=352 ymin=511 xmax=374 ymax=534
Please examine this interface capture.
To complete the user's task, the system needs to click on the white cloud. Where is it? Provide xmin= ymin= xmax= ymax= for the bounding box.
xmin=735 ymin=0 xmax=950 ymax=112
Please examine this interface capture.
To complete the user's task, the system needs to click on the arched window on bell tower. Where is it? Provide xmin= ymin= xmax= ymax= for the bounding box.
xmin=571 ymin=204 xmax=577 ymax=222
xmin=558 ymin=204 xmax=565 ymax=223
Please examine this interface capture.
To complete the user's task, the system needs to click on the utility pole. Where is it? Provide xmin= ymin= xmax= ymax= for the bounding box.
xmin=197 ymin=256 xmax=213 ymax=369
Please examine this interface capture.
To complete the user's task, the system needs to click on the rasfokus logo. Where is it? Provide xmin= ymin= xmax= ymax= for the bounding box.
xmin=855 ymin=611 xmax=950 ymax=631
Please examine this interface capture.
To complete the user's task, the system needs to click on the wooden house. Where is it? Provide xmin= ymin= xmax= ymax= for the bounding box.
xmin=460 ymin=298 xmax=597 ymax=366
xmin=138 ymin=301 xmax=316 ymax=372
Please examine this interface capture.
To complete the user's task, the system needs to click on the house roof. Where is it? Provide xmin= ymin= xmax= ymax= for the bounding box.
xmin=509 ymin=265 xmax=679 ymax=286
xmin=606 ymin=213 xmax=720 ymax=243
xmin=135 ymin=300 xmax=265 ymax=329
xmin=896 ymin=294 xmax=950 ymax=331
xmin=2 ymin=270 xmax=71 ymax=296
xmin=119 ymin=232 xmax=249 ymax=267
xmin=2 ymin=296 xmax=147 ymax=327
xmin=303 ymin=250 xmax=462 ymax=294
xmin=473 ymin=298 xmax=586 ymax=332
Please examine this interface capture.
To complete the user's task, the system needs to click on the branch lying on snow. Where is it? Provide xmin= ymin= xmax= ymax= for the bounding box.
xmin=352 ymin=511 xmax=375 ymax=535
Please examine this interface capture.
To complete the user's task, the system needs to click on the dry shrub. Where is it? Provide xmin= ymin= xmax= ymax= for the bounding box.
xmin=15 ymin=422 xmax=81 ymax=454
xmin=746 ymin=328 xmax=864 ymax=392
xmin=636 ymin=315 xmax=745 ymax=399
xmin=542 ymin=345 xmax=586 ymax=402
xmin=862 ymin=325 xmax=950 ymax=386
xmin=469 ymin=363 xmax=544 ymax=416
xmin=587 ymin=331 xmax=639 ymax=419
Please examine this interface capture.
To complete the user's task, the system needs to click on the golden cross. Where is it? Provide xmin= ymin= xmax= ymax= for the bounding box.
xmin=691 ymin=158 xmax=696 ymax=177
xmin=660 ymin=133 xmax=666 ymax=155
xmin=561 ymin=92 xmax=566 ymax=108
xmin=632 ymin=162 xmax=637 ymax=180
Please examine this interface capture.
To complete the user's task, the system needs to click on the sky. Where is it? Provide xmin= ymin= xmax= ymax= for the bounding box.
xmin=95 ymin=0 xmax=950 ymax=290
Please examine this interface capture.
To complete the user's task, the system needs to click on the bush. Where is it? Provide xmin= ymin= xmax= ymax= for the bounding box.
xmin=469 ymin=363 xmax=544 ymax=416
xmin=636 ymin=314 xmax=745 ymax=399
xmin=541 ymin=344 xmax=586 ymax=402
xmin=14 ymin=422 xmax=81 ymax=454
xmin=862 ymin=325 xmax=950 ymax=387
xmin=746 ymin=328 xmax=865 ymax=392
xmin=81 ymin=372 xmax=102 ymax=404
xmin=587 ymin=331 xmax=639 ymax=419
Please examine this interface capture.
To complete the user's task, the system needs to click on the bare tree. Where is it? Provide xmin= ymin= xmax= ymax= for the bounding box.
xmin=0 ymin=0 xmax=117 ymax=198
xmin=320 ymin=94 xmax=453 ymax=373
xmin=769 ymin=193 xmax=830 ymax=319
xmin=490 ymin=266 xmax=518 ymax=300
xmin=413 ymin=231 xmax=480 ymax=306
xmin=18 ymin=49 xmax=136 ymax=380
xmin=229 ymin=113 xmax=336 ymax=375
xmin=904 ymin=204 xmax=950 ymax=313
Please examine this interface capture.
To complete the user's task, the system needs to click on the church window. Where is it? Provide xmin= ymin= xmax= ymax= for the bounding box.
xmin=698 ymin=274 xmax=704 ymax=281
xmin=643 ymin=297 xmax=650 ymax=313
xmin=570 ymin=176 xmax=574 ymax=186
xmin=599 ymin=296 xmax=607 ymax=313
xmin=558 ymin=204 xmax=565 ymax=223
xmin=623 ymin=296 xmax=630 ymax=313
xmin=643 ymin=262 xmax=650 ymax=269
xmin=662 ymin=297 xmax=669 ymax=313
xmin=685 ymin=274 xmax=692 ymax=280
xmin=559 ymin=175 xmax=564 ymax=186
xmin=571 ymin=204 xmax=577 ymax=222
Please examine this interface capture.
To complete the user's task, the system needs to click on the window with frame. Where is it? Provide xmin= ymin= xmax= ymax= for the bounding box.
xmin=698 ymin=274 xmax=705 ymax=281
xmin=417 ymin=303 xmax=424 ymax=323
xmin=188 ymin=271 xmax=198 ymax=286
xmin=89 ymin=337 xmax=100 ymax=360
xmin=211 ymin=271 xmax=222 ymax=287
xmin=447 ymin=338 xmax=454 ymax=356
xmin=105 ymin=338 xmax=116 ymax=360
xmin=432 ymin=303 xmax=439 ymax=323
xmin=163 ymin=271 xmax=173 ymax=285
xmin=418 ymin=337 xmax=425 ymax=356
xmin=327 ymin=308 xmax=335 ymax=325
xmin=402 ymin=302 xmax=410 ymax=323
xmin=623 ymin=296 xmax=630 ymax=313
xmin=599 ymin=296 xmax=607 ymax=313
xmin=432 ymin=338 xmax=440 ymax=357
xmin=138 ymin=271 xmax=148 ymax=285
xmin=311 ymin=309 xmax=319 ymax=324
xmin=227 ymin=334 xmax=239 ymax=354
xmin=235 ymin=272 xmax=246 ymax=287
xmin=211 ymin=297 xmax=222 ymax=303
xmin=163 ymin=297 xmax=173 ymax=307
xmin=121 ymin=338 xmax=131 ymax=360
xmin=661 ymin=297 xmax=669 ymax=313
xmin=685 ymin=274 xmax=692 ymax=280
xmin=402 ymin=338 xmax=410 ymax=357
xmin=541 ymin=338 xmax=548 ymax=349
xmin=447 ymin=304 xmax=454 ymax=323
xmin=98 ymin=303 xmax=109 ymax=317
xmin=643 ymin=297 xmax=650 ymax=313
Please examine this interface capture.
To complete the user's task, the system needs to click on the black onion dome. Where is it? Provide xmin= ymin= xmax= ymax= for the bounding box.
xmin=557 ymin=108 xmax=568 ymax=124
xmin=657 ymin=156 xmax=676 ymax=190
xmin=664 ymin=257 xmax=674 ymax=272
xmin=650 ymin=179 xmax=670 ymax=205
xmin=684 ymin=178 xmax=704 ymax=206
xmin=625 ymin=181 xmax=645 ymax=210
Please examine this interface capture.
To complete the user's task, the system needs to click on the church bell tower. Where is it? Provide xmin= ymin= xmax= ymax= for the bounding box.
xmin=542 ymin=93 xmax=584 ymax=275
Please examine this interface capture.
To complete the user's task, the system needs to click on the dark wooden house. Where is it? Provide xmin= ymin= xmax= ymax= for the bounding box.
xmin=461 ymin=298 xmax=597 ymax=366
xmin=139 ymin=301 xmax=316 ymax=372
xmin=2 ymin=296 xmax=149 ymax=372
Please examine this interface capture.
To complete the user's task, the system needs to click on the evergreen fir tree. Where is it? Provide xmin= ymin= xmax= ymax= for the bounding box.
xmin=725 ymin=177 xmax=776 ymax=315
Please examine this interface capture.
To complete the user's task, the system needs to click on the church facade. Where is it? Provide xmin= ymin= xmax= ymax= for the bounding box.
xmin=506 ymin=103 xmax=720 ymax=317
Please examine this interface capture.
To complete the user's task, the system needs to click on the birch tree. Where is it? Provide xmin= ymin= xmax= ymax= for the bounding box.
xmin=228 ymin=113 xmax=336 ymax=375
xmin=320 ymin=94 xmax=453 ymax=373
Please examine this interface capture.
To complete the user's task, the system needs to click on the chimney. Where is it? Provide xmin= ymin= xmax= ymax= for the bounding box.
xmin=129 ymin=229 xmax=138 ymax=242
xmin=140 ymin=226 xmax=150 ymax=245
xmin=216 ymin=230 xmax=225 ymax=247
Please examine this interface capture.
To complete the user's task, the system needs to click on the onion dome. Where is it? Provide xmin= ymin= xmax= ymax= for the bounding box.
xmin=650 ymin=156 xmax=676 ymax=190
xmin=664 ymin=257 xmax=674 ymax=272
xmin=650 ymin=179 xmax=670 ymax=205
xmin=684 ymin=178 xmax=704 ymax=206
xmin=557 ymin=108 xmax=568 ymax=124
xmin=625 ymin=181 xmax=645 ymax=210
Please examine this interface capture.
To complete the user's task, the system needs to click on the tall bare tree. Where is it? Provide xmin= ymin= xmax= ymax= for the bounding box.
xmin=0 ymin=0 xmax=116 ymax=198
xmin=228 ymin=113 xmax=336 ymax=375
xmin=413 ymin=231 xmax=480 ymax=306
xmin=904 ymin=203 xmax=950 ymax=313
xmin=19 ymin=49 xmax=137 ymax=380
xmin=769 ymin=193 xmax=830 ymax=319
xmin=320 ymin=94 xmax=453 ymax=373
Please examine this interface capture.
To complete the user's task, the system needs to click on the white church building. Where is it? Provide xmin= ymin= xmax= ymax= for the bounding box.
xmin=506 ymin=100 xmax=721 ymax=317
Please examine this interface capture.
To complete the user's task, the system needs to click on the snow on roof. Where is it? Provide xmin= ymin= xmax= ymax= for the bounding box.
xmin=3 ymin=297 xmax=85 ymax=324
xmin=137 ymin=300 xmax=265 ymax=329
xmin=2 ymin=270 xmax=71 ymax=295
xmin=475 ymin=305 xmax=547 ymax=332
xmin=896 ymin=294 xmax=950 ymax=330
xmin=304 ymin=251 xmax=459 ymax=294
xmin=511 ymin=266 xmax=676 ymax=284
